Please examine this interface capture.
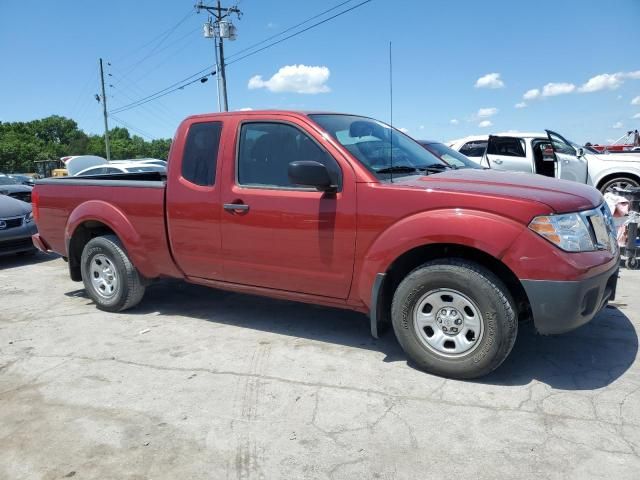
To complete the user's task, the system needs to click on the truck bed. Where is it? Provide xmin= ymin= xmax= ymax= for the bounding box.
xmin=35 ymin=173 xmax=181 ymax=279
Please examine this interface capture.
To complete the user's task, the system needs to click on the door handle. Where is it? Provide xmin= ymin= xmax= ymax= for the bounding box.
xmin=493 ymin=159 xmax=503 ymax=164
xmin=223 ymin=203 xmax=250 ymax=213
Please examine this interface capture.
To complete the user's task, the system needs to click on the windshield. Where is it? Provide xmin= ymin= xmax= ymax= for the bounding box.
xmin=309 ymin=114 xmax=447 ymax=180
xmin=0 ymin=176 xmax=19 ymax=185
xmin=420 ymin=142 xmax=480 ymax=169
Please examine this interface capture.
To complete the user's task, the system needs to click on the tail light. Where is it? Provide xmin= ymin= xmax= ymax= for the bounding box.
xmin=32 ymin=189 xmax=40 ymax=223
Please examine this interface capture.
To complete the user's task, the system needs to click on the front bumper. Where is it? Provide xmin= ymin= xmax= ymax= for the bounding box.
xmin=522 ymin=262 xmax=619 ymax=335
xmin=0 ymin=223 xmax=38 ymax=256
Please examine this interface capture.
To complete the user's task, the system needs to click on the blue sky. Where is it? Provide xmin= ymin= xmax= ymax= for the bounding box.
xmin=1 ymin=0 xmax=639 ymax=144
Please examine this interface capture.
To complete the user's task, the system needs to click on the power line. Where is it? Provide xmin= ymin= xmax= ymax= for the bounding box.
xmin=110 ymin=115 xmax=159 ymax=140
xmin=225 ymin=0 xmax=355 ymax=62
xmin=226 ymin=0 xmax=372 ymax=67
xmin=112 ymin=8 xmax=196 ymax=66
xmin=109 ymin=70 xmax=216 ymax=115
xmin=110 ymin=0 xmax=372 ymax=113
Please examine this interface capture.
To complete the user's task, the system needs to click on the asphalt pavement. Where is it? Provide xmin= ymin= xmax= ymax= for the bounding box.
xmin=1 ymin=253 xmax=639 ymax=479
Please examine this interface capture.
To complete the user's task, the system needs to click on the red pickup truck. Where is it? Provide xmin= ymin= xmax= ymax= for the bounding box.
xmin=32 ymin=111 xmax=620 ymax=379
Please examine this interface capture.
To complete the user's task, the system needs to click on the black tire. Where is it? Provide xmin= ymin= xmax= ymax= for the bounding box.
xmin=80 ymin=234 xmax=146 ymax=312
xmin=599 ymin=176 xmax=640 ymax=194
xmin=626 ymin=256 xmax=639 ymax=270
xmin=391 ymin=259 xmax=517 ymax=379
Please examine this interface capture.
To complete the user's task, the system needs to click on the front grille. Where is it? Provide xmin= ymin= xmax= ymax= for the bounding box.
xmin=0 ymin=216 xmax=23 ymax=229
xmin=8 ymin=191 xmax=32 ymax=203
xmin=0 ymin=237 xmax=33 ymax=253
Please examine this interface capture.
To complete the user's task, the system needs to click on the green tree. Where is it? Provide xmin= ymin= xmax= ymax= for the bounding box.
xmin=0 ymin=115 xmax=171 ymax=174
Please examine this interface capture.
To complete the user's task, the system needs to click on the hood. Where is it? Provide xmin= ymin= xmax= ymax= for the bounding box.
xmin=390 ymin=169 xmax=602 ymax=213
xmin=0 ymin=184 xmax=32 ymax=195
xmin=589 ymin=152 xmax=640 ymax=163
xmin=0 ymin=194 xmax=32 ymax=217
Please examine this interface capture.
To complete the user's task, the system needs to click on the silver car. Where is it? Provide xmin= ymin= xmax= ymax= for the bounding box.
xmin=0 ymin=195 xmax=37 ymax=256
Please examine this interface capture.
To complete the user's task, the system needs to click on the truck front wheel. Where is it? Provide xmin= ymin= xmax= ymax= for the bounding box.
xmin=81 ymin=234 xmax=146 ymax=312
xmin=391 ymin=259 xmax=517 ymax=379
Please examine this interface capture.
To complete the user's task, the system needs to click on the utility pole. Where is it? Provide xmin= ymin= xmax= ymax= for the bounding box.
xmin=97 ymin=58 xmax=111 ymax=160
xmin=197 ymin=0 xmax=241 ymax=112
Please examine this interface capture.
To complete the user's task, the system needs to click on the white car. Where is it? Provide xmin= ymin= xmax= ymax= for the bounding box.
xmin=449 ymin=130 xmax=640 ymax=193
xmin=74 ymin=163 xmax=166 ymax=176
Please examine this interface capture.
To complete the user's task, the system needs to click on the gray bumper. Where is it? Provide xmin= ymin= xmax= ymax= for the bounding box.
xmin=522 ymin=264 xmax=619 ymax=335
xmin=0 ymin=223 xmax=37 ymax=256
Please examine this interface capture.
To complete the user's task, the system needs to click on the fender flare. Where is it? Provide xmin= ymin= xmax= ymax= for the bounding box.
xmin=591 ymin=166 xmax=640 ymax=190
xmin=358 ymin=209 xmax=526 ymax=335
xmin=65 ymin=200 xmax=158 ymax=278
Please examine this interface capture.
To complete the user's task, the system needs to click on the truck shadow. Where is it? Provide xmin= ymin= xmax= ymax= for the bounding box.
xmin=0 ymin=251 xmax=59 ymax=270
xmin=479 ymin=305 xmax=638 ymax=389
xmin=76 ymin=279 xmax=637 ymax=390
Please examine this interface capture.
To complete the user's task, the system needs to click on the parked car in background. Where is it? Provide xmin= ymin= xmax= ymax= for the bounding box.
xmin=0 ymin=174 xmax=33 ymax=203
xmin=0 ymin=194 xmax=36 ymax=256
xmin=110 ymin=158 xmax=167 ymax=167
xmin=450 ymin=130 xmax=640 ymax=194
xmin=8 ymin=173 xmax=36 ymax=187
xmin=447 ymin=136 xmax=489 ymax=162
xmin=74 ymin=163 xmax=166 ymax=176
xmin=417 ymin=140 xmax=481 ymax=169
xmin=33 ymin=110 xmax=619 ymax=379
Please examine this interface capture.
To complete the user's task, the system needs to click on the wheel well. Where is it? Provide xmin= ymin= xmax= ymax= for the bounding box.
xmin=68 ymin=221 xmax=116 ymax=281
xmin=597 ymin=172 xmax=640 ymax=191
xmin=378 ymin=244 xmax=531 ymax=325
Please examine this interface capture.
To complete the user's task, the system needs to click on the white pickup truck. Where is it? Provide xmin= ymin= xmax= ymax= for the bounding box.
xmin=449 ymin=130 xmax=640 ymax=193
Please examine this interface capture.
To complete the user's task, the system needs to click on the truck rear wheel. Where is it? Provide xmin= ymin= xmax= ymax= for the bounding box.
xmin=391 ymin=259 xmax=517 ymax=379
xmin=81 ymin=234 xmax=146 ymax=312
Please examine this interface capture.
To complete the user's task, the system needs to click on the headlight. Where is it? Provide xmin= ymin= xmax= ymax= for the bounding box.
xmin=24 ymin=211 xmax=34 ymax=223
xmin=529 ymin=212 xmax=595 ymax=252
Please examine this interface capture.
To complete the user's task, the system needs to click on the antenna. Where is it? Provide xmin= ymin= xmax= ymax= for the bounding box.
xmin=389 ymin=41 xmax=393 ymax=183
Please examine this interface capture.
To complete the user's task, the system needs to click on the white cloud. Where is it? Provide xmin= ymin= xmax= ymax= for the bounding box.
xmin=578 ymin=73 xmax=625 ymax=92
xmin=266 ymin=22 xmax=277 ymax=29
xmin=478 ymin=120 xmax=493 ymax=128
xmin=248 ymin=64 xmax=330 ymax=94
xmin=237 ymin=107 xmax=253 ymax=111
xmin=542 ymin=82 xmax=576 ymax=97
xmin=612 ymin=121 xmax=624 ymax=129
xmin=419 ymin=125 xmax=425 ymax=130
xmin=399 ymin=127 xmax=409 ymax=133
xmin=449 ymin=119 xmax=459 ymax=125
xmin=578 ymin=71 xmax=640 ymax=93
xmin=632 ymin=96 xmax=640 ymax=105
xmin=475 ymin=72 xmax=504 ymax=89
xmin=633 ymin=113 xmax=640 ymax=119
xmin=523 ymin=88 xmax=540 ymax=100
xmin=477 ymin=107 xmax=498 ymax=117
xmin=514 ymin=102 xmax=527 ymax=109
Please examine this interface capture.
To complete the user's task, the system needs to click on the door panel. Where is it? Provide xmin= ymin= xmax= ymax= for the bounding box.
xmin=219 ymin=119 xmax=357 ymax=299
xmin=166 ymin=121 xmax=224 ymax=279
xmin=546 ymin=130 xmax=588 ymax=183
xmin=484 ymin=136 xmax=532 ymax=173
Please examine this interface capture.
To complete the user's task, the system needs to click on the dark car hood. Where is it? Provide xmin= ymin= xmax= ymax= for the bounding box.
xmin=390 ymin=169 xmax=602 ymax=213
xmin=0 ymin=193 xmax=31 ymax=217
xmin=0 ymin=184 xmax=32 ymax=195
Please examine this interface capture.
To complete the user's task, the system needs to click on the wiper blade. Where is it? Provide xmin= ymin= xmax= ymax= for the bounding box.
xmin=418 ymin=164 xmax=452 ymax=173
xmin=375 ymin=166 xmax=418 ymax=174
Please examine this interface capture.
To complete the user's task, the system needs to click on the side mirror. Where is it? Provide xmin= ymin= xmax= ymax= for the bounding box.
xmin=575 ymin=147 xmax=584 ymax=157
xmin=288 ymin=161 xmax=336 ymax=192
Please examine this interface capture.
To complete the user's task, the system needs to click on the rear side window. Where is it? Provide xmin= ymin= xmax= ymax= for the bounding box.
xmin=487 ymin=137 xmax=526 ymax=157
xmin=459 ymin=141 xmax=487 ymax=157
xmin=182 ymin=122 xmax=222 ymax=186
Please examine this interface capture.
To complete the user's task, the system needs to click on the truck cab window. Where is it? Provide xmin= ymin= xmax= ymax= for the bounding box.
xmin=238 ymin=122 xmax=340 ymax=188
xmin=182 ymin=122 xmax=222 ymax=186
